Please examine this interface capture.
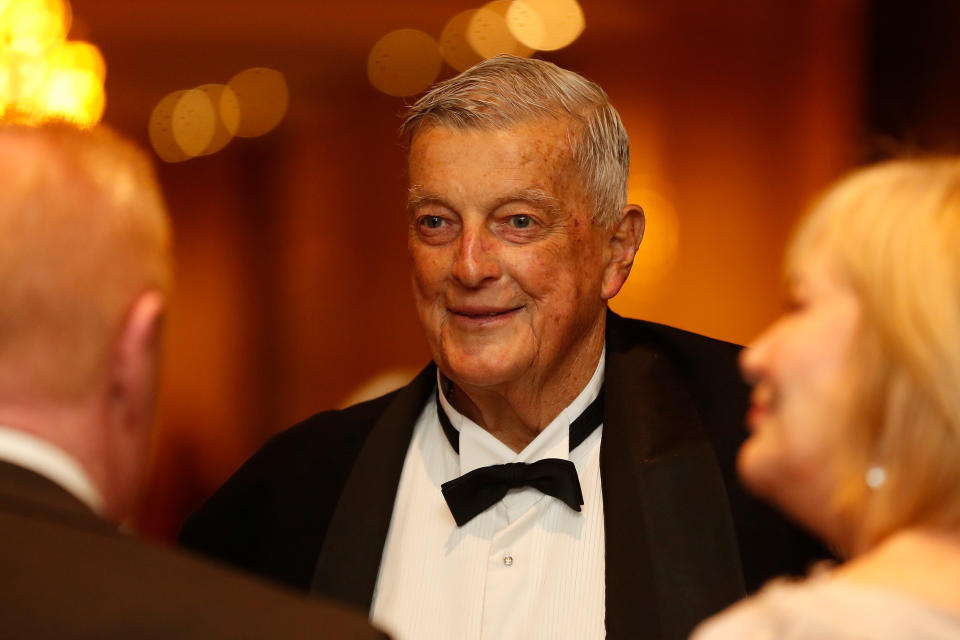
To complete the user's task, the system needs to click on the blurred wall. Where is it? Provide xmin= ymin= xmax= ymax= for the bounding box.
xmin=66 ymin=0 xmax=865 ymax=540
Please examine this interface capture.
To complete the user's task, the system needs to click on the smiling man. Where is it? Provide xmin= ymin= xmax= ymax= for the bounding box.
xmin=181 ymin=56 xmax=827 ymax=640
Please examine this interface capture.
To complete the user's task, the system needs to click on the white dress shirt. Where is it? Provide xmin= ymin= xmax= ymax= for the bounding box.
xmin=371 ymin=352 xmax=606 ymax=640
xmin=0 ymin=425 xmax=104 ymax=514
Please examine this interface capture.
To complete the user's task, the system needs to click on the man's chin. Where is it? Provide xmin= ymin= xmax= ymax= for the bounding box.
xmin=436 ymin=353 xmax=529 ymax=391
xmin=434 ymin=333 xmax=532 ymax=388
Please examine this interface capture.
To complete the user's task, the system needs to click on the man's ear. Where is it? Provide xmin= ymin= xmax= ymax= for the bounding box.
xmin=109 ymin=290 xmax=166 ymax=434
xmin=600 ymin=204 xmax=645 ymax=300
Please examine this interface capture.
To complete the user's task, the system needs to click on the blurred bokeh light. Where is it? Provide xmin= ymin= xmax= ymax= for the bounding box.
xmin=228 ymin=67 xmax=288 ymax=138
xmin=0 ymin=0 xmax=106 ymax=127
xmin=367 ymin=28 xmax=442 ymax=97
xmin=148 ymin=89 xmax=191 ymax=163
xmin=368 ymin=0 xmax=581 ymax=96
xmin=468 ymin=1 xmax=534 ymax=59
xmin=440 ymin=10 xmax=484 ymax=72
xmin=196 ymin=83 xmax=239 ymax=155
xmin=171 ymin=88 xmax=217 ymax=157
xmin=149 ymin=68 xmax=286 ymax=162
xmin=506 ymin=0 xmax=585 ymax=51
xmin=0 ymin=0 xmax=70 ymax=57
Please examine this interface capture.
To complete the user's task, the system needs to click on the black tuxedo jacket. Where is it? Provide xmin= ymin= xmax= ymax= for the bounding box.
xmin=0 ymin=460 xmax=387 ymax=639
xmin=181 ymin=313 xmax=827 ymax=639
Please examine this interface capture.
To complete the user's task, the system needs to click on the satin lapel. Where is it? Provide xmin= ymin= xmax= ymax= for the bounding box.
xmin=311 ymin=364 xmax=436 ymax=610
xmin=602 ymin=314 xmax=746 ymax=640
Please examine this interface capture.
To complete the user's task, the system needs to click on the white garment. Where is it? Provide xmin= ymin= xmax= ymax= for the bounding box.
xmin=0 ymin=425 xmax=104 ymax=514
xmin=691 ymin=570 xmax=960 ymax=640
xmin=371 ymin=353 xmax=606 ymax=640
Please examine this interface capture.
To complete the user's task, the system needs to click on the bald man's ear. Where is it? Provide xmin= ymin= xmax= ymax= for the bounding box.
xmin=601 ymin=204 xmax=645 ymax=300
xmin=109 ymin=290 xmax=166 ymax=437
xmin=101 ymin=290 xmax=165 ymax=522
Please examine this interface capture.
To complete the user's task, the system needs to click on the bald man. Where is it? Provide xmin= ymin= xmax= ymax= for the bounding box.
xmin=0 ymin=123 xmax=387 ymax=639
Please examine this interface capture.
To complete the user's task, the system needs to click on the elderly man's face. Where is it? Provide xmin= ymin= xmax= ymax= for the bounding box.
xmin=407 ymin=120 xmax=614 ymax=391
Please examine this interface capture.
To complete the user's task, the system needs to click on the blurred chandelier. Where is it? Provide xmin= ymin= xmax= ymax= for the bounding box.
xmin=0 ymin=0 xmax=106 ymax=127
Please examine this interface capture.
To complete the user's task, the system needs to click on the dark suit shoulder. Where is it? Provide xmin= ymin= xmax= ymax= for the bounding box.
xmin=607 ymin=313 xmax=749 ymax=439
xmin=0 ymin=500 xmax=387 ymax=638
xmin=607 ymin=311 xmax=830 ymax=592
xmin=179 ymin=389 xmax=400 ymax=591
xmin=607 ymin=314 xmax=743 ymax=373
xmin=257 ymin=389 xmax=400 ymax=474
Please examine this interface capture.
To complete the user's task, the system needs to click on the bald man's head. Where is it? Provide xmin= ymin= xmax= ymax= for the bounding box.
xmin=0 ymin=124 xmax=171 ymax=403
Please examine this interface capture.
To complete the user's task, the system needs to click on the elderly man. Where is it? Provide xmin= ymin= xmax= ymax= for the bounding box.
xmin=181 ymin=56 xmax=826 ymax=639
xmin=0 ymin=124 xmax=386 ymax=639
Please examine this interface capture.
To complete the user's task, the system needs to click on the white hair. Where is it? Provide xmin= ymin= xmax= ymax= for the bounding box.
xmin=400 ymin=55 xmax=630 ymax=228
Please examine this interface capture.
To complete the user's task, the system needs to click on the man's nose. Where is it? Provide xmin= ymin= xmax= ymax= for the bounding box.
xmin=451 ymin=228 xmax=501 ymax=288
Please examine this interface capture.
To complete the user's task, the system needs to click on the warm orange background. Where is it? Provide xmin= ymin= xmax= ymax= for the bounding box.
xmin=67 ymin=0 xmax=867 ymax=540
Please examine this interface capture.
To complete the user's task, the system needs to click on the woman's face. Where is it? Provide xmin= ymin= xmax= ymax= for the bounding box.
xmin=738 ymin=247 xmax=862 ymax=545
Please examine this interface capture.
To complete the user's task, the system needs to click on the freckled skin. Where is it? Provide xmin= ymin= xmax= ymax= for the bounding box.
xmin=407 ymin=120 xmax=642 ymax=449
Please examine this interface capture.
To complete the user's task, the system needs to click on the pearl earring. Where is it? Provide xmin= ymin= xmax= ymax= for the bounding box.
xmin=865 ymin=465 xmax=886 ymax=489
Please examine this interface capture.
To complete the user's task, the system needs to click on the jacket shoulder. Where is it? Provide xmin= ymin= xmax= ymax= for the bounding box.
xmin=1 ymin=503 xmax=387 ymax=639
xmin=608 ymin=312 xmax=831 ymax=589
xmin=179 ymin=389 xmax=401 ymax=591
xmin=608 ymin=314 xmax=743 ymax=367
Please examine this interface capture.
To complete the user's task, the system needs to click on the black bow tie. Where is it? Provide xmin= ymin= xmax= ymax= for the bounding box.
xmin=437 ymin=387 xmax=604 ymax=527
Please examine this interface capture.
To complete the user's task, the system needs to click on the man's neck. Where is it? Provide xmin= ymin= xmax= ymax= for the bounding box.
xmin=446 ymin=326 xmax=606 ymax=453
xmin=0 ymin=424 xmax=106 ymax=515
xmin=0 ymin=398 xmax=114 ymax=519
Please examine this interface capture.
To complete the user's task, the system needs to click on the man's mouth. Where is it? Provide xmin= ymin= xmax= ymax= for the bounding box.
xmin=449 ymin=306 xmax=523 ymax=320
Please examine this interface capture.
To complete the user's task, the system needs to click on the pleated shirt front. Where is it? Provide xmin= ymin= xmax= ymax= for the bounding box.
xmin=371 ymin=354 xmax=606 ymax=640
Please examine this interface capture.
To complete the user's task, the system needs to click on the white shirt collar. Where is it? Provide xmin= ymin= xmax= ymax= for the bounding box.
xmin=436 ymin=347 xmax=606 ymax=476
xmin=0 ymin=425 xmax=105 ymax=514
xmin=436 ymin=349 xmax=605 ymax=523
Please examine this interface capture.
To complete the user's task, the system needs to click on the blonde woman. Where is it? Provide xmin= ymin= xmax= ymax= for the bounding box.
xmin=693 ymin=158 xmax=960 ymax=638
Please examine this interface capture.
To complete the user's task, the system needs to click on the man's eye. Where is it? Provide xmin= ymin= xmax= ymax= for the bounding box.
xmin=421 ymin=215 xmax=445 ymax=229
xmin=510 ymin=215 xmax=533 ymax=229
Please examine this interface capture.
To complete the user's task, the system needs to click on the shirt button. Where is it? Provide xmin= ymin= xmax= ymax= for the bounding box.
xmin=503 ymin=554 xmax=514 ymax=567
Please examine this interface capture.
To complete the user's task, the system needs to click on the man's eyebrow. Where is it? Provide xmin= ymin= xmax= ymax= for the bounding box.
xmin=406 ymin=186 xmax=564 ymax=216
xmin=492 ymin=188 xmax=563 ymax=215
xmin=407 ymin=186 xmax=446 ymax=212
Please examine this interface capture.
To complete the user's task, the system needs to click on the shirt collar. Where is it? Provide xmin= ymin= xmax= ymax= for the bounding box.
xmin=436 ymin=347 xmax=606 ymax=477
xmin=0 ymin=425 xmax=105 ymax=515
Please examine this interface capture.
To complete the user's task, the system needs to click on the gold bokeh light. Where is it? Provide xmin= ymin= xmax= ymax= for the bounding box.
xmin=171 ymin=88 xmax=216 ymax=157
xmin=47 ymin=40 xmax=104 ymax=81
xmin=39 ymin=61 xmax=103 ymax=123
xmin=506 ymin=0 xmax=585 ymax=52
xmin=196 ymin=83 xmax=239 ymax=155
xmin=148 ymin=90 xmax=191 ymax=163
xmin=228 ymin=67 xmax=288 ymax=138
xmin=368 ymin=28 xmax=442 ymax=97
xmin=468 ymin=1 xmax=534 ymax=59
xmin=0 ymin=0 xmax=106 ymax=127
xmin=439 ymin=10 xmax=483 ymax=73
xmin=0 ymin=0 xmax=70 ymax=57
xmin=148 ymin=70 xmax=286 ymax=163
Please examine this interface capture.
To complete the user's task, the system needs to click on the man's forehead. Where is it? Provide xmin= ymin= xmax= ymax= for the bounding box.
xmin=409 ymin=121 xmax=579 ymax=180
xmin=409 ymin=118 xmax=576 ymax=156
xmin=405 ymin=121 xmax=590 ymax=215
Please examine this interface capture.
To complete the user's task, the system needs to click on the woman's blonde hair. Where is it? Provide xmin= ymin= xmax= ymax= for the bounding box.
xmin=788 ymin=157 xmax=960 ymax=549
